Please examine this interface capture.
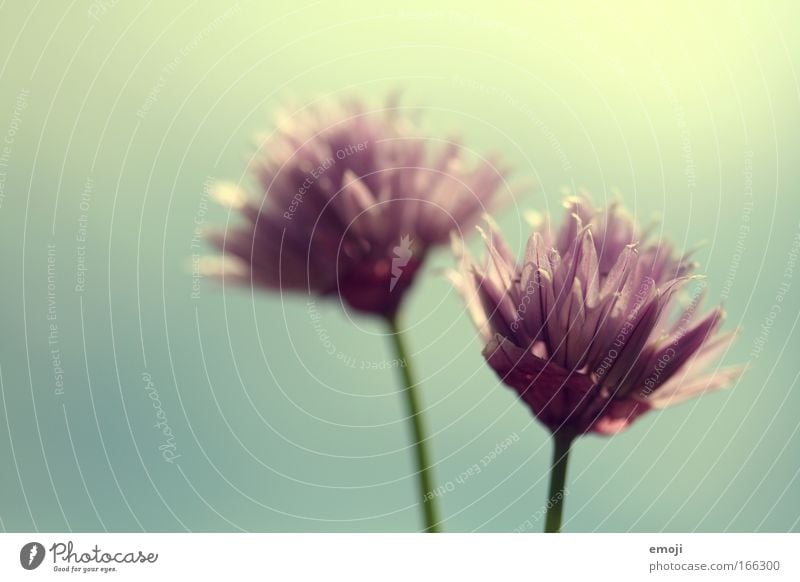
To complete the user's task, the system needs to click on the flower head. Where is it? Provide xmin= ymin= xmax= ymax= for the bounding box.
xmin=209 ymin=96 xmax=509 ymax=318
xmin=452 ymin=192 xmax=743 ymax=435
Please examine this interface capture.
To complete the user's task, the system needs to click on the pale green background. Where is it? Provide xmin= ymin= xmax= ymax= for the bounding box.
xmin=0 ymin=0 xmax=798 ymax=532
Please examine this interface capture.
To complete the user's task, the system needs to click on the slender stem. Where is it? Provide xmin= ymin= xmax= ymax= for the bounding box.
xmin=544 ymin=430 xmax=575 ymax=533
xmin=387 ymin=315 xmax=440 ymax=533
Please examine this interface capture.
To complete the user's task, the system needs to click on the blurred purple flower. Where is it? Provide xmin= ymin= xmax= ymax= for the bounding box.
xmin=208 ymin=96 xmax=510 ymax=318
xmin=452 ymin=193 xmax=744 ymax=436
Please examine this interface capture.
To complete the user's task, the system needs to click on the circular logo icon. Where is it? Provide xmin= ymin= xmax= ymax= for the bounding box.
xmin=20 ymin=542 xmax=45 ymax=570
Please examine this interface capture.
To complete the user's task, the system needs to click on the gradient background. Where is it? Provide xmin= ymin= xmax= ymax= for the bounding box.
xmin=1 ymin=0 xmax=799 ymax=532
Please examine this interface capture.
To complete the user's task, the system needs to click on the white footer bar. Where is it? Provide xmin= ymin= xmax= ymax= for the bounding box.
xmin=1 ymin=533 xmax=796 ymax=581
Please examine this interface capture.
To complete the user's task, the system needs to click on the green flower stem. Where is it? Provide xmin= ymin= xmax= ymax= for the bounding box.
xmin=544 ymin=430 xmax=575 ymax=533
xmin=387 ymin=315 xmax=440 ymax=533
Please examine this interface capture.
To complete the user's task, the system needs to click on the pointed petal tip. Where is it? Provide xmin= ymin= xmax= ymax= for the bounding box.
xmin=196 ymin=256 xmax=249 ymax=279
xmin=443 ymin=268 xmax=462 ymax=286
xmin=481 ymin=212 xmax=501 ymax=231
xmin=449 ymin=230 xmax=464 ymax=256
xmin=524 ymin=210 xmax=545 ymax=229
xmin=212 ymin=182 xmax=247 ymax=210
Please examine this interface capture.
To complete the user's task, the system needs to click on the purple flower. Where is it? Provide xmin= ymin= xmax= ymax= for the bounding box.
xmin=452 ymin=193 xmax=744 ymax=435
xmin=209 ymin=96 xmax=509 ymax=318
